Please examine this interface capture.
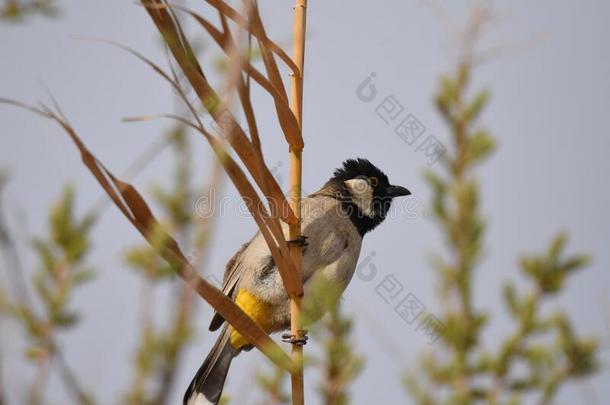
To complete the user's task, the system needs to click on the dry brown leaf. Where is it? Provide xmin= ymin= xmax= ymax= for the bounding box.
xmin=94 ymin=37 xmax=301 ymax=296
xmin=0 ymin=98 xmax=294 ymax=372
xmin=177 ymin=5 xmax=303 ymax=150
xmin=143 ymin=0 xmax=298 ymax=227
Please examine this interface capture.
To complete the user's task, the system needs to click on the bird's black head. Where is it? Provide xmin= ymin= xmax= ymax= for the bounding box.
xmin=325 ymin=158 xmax=411 ymax=236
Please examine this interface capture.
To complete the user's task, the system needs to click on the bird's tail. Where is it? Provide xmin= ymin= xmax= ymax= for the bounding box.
xmin=184 ymin=325 xmax=239 ymax=405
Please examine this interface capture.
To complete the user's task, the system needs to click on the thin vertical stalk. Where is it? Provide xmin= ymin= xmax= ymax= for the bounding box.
xmin=289 ymin=1 xmax=307 ymax=405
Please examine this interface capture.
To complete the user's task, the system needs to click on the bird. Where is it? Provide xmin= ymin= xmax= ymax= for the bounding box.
xmin=184 ymin=158 xmax=411 ymax=405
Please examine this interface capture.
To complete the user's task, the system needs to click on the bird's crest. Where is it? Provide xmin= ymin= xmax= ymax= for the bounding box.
xmin=329 ymin=158 xmax=389 ymax=185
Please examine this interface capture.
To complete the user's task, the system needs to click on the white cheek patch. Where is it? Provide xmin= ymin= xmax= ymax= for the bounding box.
xmin=344 ymin=178 xmax=374 ymax=217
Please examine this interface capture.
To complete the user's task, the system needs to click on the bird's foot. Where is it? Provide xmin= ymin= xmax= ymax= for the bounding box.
xmin=287 ymin=235 xmax=309 ymax=247
xmin=282 ymin=330 xmax=309 ymax=346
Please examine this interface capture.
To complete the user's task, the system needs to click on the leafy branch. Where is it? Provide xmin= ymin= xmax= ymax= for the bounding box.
xmin=2 ymin=0 xmax=310 ymax=401
xmin=123 ymin=123 xmax=224 ymax=405
xmin=0 ymin=0 xmax=58 ymax=21
xmin=1 ymin=185 xmax=94 ymax=405
xmin=407 ymin=7 xmax=598 ymax=404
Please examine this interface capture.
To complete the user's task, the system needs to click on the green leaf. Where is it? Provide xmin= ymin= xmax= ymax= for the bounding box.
xmin=73 ymin=269 xmax=96 ymax=285
xmin=52 ymin=311 xmax=80 ymax=328
xmin=467 ymin=129 xmax=496 ymax=165
xmin=548 ymin=232 xmax=568 ymax=260
xmin=32 ymin=239 xmax=55 ymax=273
xmin=0 ymin=288 xmax=7 ymax=313
xmin=25 ymin=346 xmax=47 ymax=362
xmin=561 ymin=255 xmax=590 ymax=273
xmin=50 ymin=185 xmax=75 ymax=248
xmin=0 ymin=169 xmax=9 ymax=190
xmin=465 ymin=90 xmax=490 ymax=122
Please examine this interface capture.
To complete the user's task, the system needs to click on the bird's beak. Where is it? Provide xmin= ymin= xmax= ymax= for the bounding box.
xmin=386 ymin=185 xmax=411 ymax=198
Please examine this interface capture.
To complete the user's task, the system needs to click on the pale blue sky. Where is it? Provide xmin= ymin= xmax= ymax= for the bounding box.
xmin=1 ymin=1 xmax=609 ymax=404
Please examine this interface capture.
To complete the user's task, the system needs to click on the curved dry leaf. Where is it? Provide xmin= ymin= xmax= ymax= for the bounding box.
xmin=143 ymin=0 xmax=298 ymax=226
xmin=178 ymin=5 xmax=303 ymax=151
xmin=202 ymin=0 xmax=299 ymax=75
xmin=0 ymin=98 xmax=294 ymax=372
xmin=123 ymin=111 xmax=301 ymax=296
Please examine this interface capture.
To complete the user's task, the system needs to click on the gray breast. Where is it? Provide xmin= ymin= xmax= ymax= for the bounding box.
xmin=238 ymin=196 xmax=363 ymax=306
xmin=300 ymin=197 xmax=362 ymax=284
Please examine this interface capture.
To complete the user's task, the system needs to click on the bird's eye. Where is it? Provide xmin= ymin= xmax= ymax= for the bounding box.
xmin=369 ymin=176 xmax=379 ymax=187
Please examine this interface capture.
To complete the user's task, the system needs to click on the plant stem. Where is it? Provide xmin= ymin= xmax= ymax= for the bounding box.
xmin=29 ymin=356 xmax=49 ymax=405
xmin=54 ymin=352 xmax=93 ymax=405
xmin=153 ymin=284 xmax=194 ymax=405
xmin=289 ymin=1 xmax=307 ymax=404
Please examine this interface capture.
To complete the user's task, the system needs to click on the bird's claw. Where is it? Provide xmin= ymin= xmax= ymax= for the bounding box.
xmin=282 ymin=330 xmax=309 ymax=346
xmin=287 ymin=235 xmax=309 ymax=247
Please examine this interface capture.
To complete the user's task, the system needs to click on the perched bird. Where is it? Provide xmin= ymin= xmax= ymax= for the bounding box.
xmin=185 ymin=158 xmax=411 ymax=405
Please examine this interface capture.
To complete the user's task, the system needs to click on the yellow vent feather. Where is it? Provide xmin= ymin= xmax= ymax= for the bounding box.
xmin=230 ymin=289 xmax=273 ymax=349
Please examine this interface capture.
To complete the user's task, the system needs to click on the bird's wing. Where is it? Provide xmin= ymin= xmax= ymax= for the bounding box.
xmin=208 ymin=241 xmax=250 ymax=331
